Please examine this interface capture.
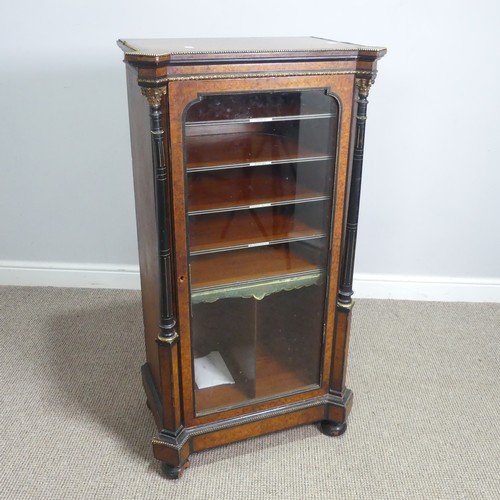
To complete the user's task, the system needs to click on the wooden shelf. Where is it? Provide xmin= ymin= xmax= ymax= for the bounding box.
xmin=191 ymin=272 xmax=323 ymax=304
xmin=186 ymin=113 xmax=335 ymax=127
xmin=188 ymin=169 xmax=328 ymax=215
xmin=185 ymin=90 xmax=337 ymax=125
xmin=255 ymin=343 xmax=318 ymax=399
xmin=189 ymin=209 xmax=325 ymax=255
xmin=195 ymin=384 xmax=249 ymax=414
xmin=194 ymin=344 xmax=318 ymax=415
xmin=186 ymin=132 xmax=332 ymax=171
xmin=190 ymin=245 xmax=321 ymax=291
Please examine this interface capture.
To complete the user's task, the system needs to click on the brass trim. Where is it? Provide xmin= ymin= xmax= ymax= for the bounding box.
xmin=120 ymin=40 xmax=142 ymax=52
xmin=152 ymin=396 xmax=332 ymax=450
xmin=151 ymin=436 xmax=188 ymax=451
xmin=157 ymin=331 xmax=179 ymax=344
xmin=141 ymin=86 xmax=167 ymax=107
xmin=138 ymin=70 xmax=375 ymax=85
xmin=337 ymin=300 xmax=355 ymax=311
xmin=119 ymin=39 xmax=387 ymax=57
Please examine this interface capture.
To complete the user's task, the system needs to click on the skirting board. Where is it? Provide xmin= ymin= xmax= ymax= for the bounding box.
xmin=0 ymin=261 xmax=499 ymax=303
xmin=0 ymin=261 xmax=141 ymax=290
xmin=354 ymin=273 xmax=500 ymax=303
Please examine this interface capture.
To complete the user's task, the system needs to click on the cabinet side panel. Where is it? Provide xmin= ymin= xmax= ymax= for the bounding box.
xmin=125 ymin=65 xmax=161 ymax=388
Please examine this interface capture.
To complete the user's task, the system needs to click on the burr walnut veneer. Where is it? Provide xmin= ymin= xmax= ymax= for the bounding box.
xmin=118 ymin=37 xmax=386 ymax=478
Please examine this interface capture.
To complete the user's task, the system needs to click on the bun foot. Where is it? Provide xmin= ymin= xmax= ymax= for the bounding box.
xmin=161 ymin=460 xmax=190 ymax=479
xmin=320 ymin=420 xmax=347 ymax=437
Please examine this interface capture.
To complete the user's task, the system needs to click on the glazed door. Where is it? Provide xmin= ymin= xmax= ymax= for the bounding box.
xmin=178 ymin=88 xmax=340 ymax=417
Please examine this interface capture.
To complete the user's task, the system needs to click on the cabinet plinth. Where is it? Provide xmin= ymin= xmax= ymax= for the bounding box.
xmin=119 ymin=36 xmax=385 ymax=478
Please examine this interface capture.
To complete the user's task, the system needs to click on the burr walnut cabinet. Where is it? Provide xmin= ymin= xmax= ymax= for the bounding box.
xmin=118 ymin=37 xmax=386 ymax=478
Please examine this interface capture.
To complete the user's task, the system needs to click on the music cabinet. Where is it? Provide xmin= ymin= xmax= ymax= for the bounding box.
xmin=118 ymin=37 xmax=386 ymax=478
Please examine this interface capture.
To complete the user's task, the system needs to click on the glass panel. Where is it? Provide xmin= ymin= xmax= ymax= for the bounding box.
xmin=184 ymin=90 xmax=339 ymax=415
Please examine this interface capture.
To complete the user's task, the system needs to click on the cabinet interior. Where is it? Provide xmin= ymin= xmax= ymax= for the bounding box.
xmin=184 ymin=89 xmax=339 ymax=415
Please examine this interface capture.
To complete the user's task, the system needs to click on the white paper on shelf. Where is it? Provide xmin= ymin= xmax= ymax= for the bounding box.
xmin=194 ymin=351 xmax=235 ymax=389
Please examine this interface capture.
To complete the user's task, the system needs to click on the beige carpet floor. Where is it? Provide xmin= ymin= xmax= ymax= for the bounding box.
xmin=0 ymin=286 xmax=499 ymax=499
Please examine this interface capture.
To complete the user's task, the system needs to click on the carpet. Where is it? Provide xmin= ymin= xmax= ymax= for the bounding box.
xmin=0 ymin=287 xmax=499 ymax=499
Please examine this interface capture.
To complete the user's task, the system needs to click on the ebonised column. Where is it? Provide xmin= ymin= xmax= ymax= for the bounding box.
xmin=141 ymin=86 xmax=184 ymax=446
xmin=338 ymin=77 xmax=374 ymax=307
xmin=141 ymin=86 xmax=178 ymax=343
xmin=329 ymin=77 xmax=375 ymax=402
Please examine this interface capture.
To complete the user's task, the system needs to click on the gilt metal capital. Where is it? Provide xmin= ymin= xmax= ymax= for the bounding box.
xmin=355 ymin=78 xmax=375 ymax=99
xmin=141 ymin=86 xmax=167 ymax=108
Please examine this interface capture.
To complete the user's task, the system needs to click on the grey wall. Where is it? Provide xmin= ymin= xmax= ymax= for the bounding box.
xmin=1 ymin=0 xmax=499 ymax=299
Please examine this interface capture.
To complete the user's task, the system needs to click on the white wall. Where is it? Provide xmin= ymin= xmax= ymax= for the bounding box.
xmin=1 ymin=0 xmax=499 ymax=301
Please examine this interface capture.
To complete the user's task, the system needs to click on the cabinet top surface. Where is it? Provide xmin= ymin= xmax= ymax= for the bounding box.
xmin=117 ymin=36 xmax=386 ymax=62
